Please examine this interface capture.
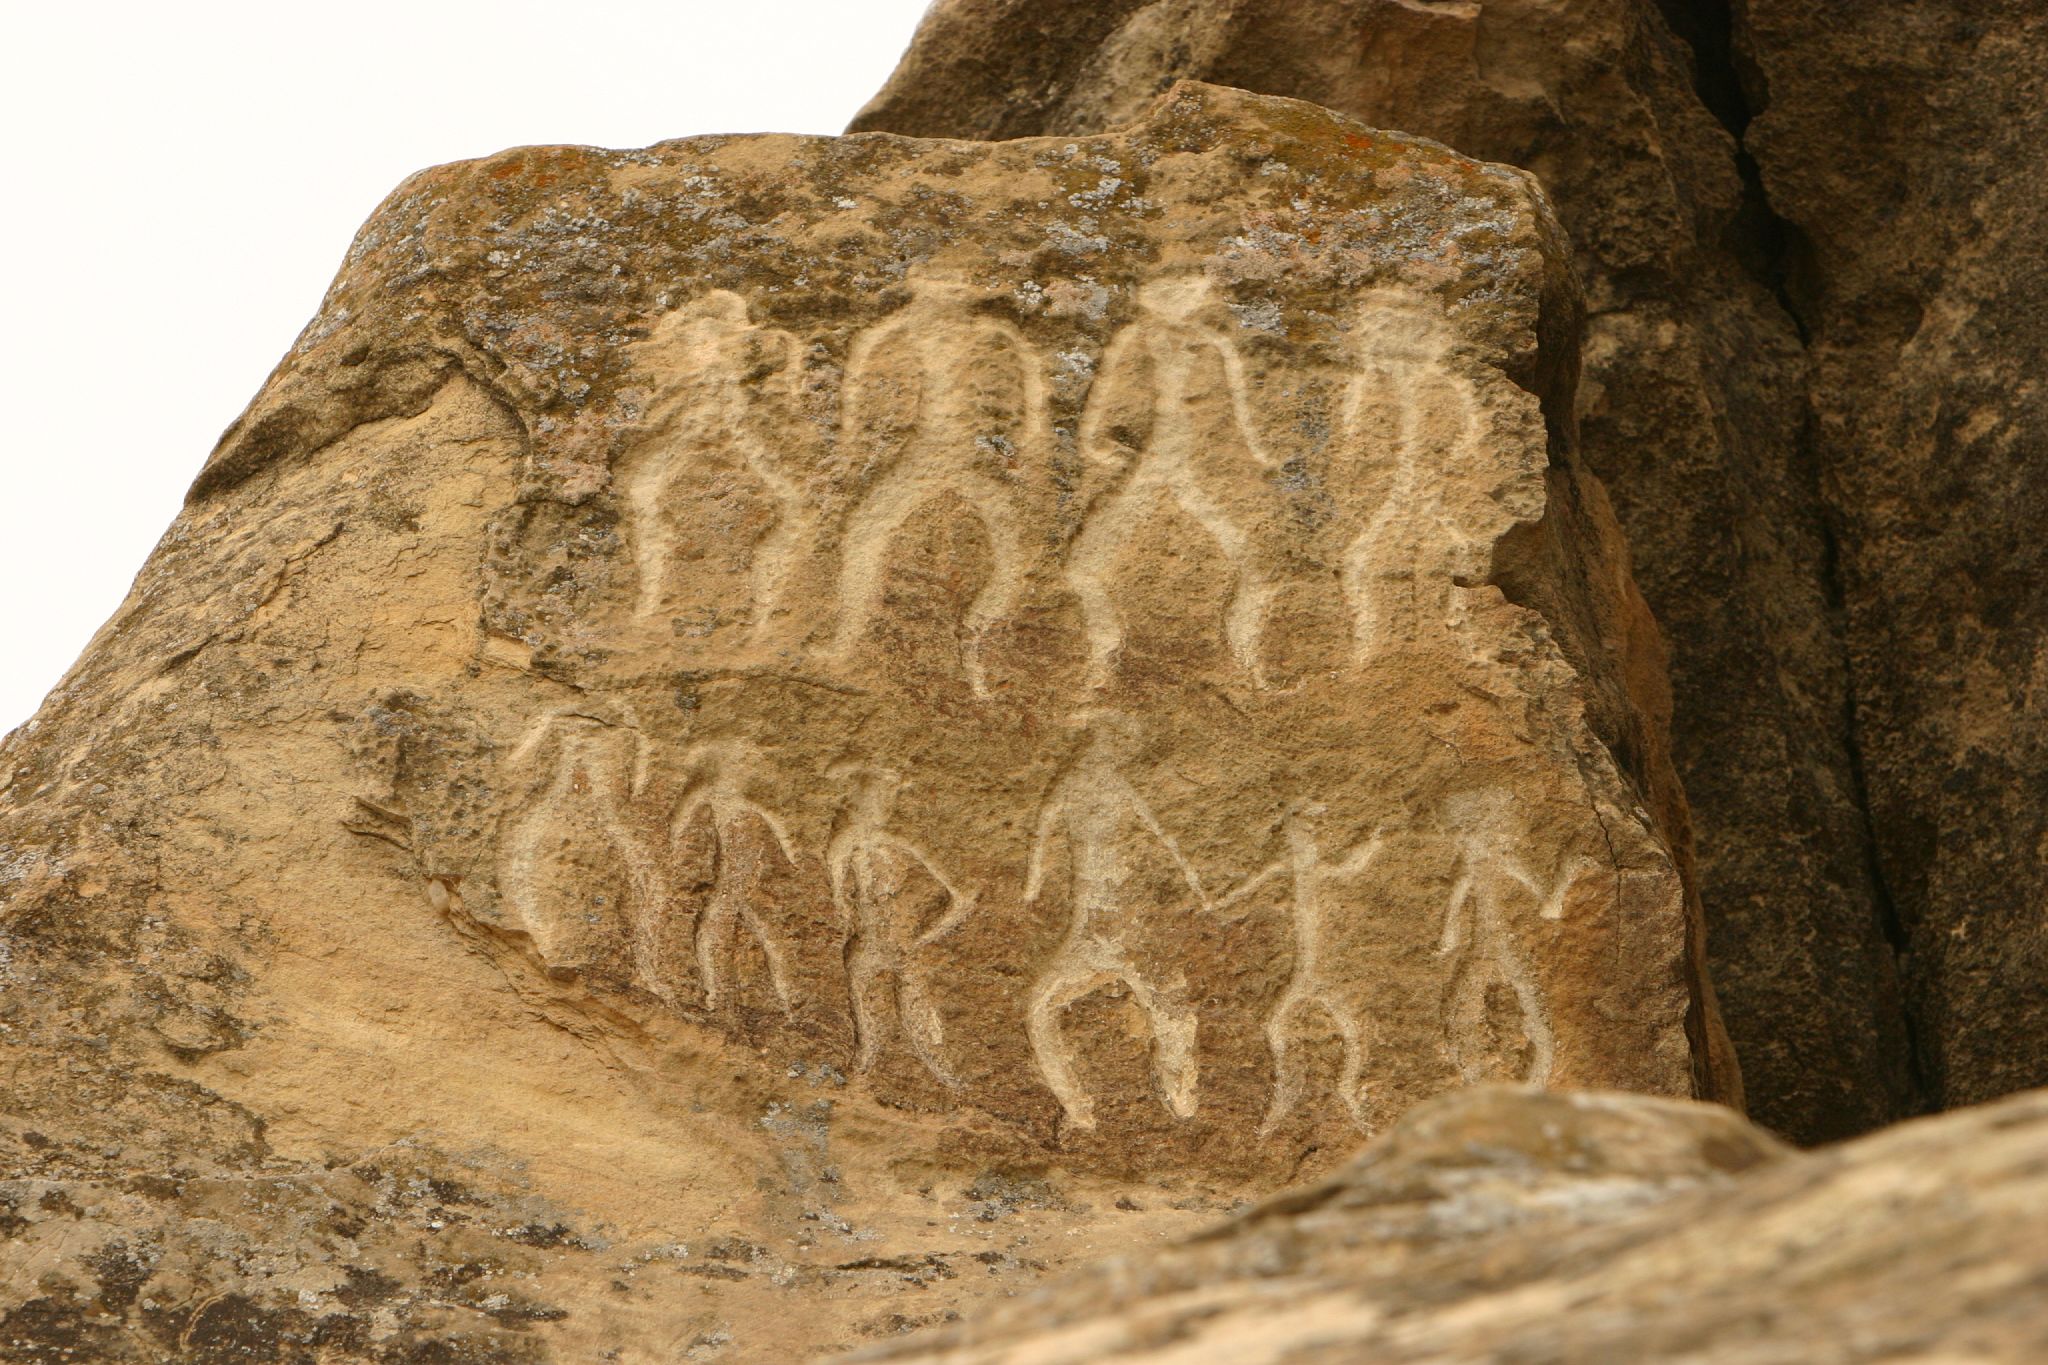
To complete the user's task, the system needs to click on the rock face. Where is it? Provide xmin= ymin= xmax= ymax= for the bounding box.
xmin=1731 ymin=0 xmax=2048 ymax=1111
xmin=852 ymin=0 xmax=1913 ymax=1143
xmin=857 ymin=1083 xmax=2048 ymax=1364
xmin=0 ymin=84 xmax=1725 ymax=1361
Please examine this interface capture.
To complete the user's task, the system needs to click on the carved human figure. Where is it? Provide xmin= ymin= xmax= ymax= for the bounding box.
xmin=1435 ymin=789 xmax=1600 ymax=1086
xmin=825 ymin=764 xmax=977 ymax=1085
xmin=501 ymin=712 xmax=665 ymax=987
xmin=626 ymin=290 xmax=807 ymax=633
xmin=1221 ymin=805 xmax=1387 ymax=1133
xmin=669 ymin=739 xmax=802 ymax=1013
xmin=1337 ymin=295 xmax=1483 ymax=663
xmin=831 ymin=274 xmax=1047 ymax=695
xmin=1067 ymin=274 xmax=1280 ymax=687
xmin=1024 ymin=711 xmax=1213 ymax=1129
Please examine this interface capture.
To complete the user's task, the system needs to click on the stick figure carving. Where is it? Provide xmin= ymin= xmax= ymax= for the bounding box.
xmin=501 ymin=712 xmax=665 ymax=986
xmin=831 ymin=274 xmax=1048 ymax=695
xmin=1024 ymin=711 xmax=1213 ymax=1130
xmin=626 ymin=290 xmax=807 ymax=634
xmin=1435 ymin=790 xmax=1601 ymax=1086
xmin=1221 ymin=804 xmax=1387 ymax=1133
xmin=826 ymin=763 xmax=977 ymax=1085
xmin=1067 ymin=274 xmax=1280 ymax=687
xmin=669 ymin=739 xmax=802 ymax=1014
xmin=1338 ymin=295 xmax=1483 ymax=664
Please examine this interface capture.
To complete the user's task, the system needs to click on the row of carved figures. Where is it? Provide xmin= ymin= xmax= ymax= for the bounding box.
xmin=502 ymin=712 xmax=1598 ymax=1134
xmin=625 ymin=276 xmax=1489 ymax=695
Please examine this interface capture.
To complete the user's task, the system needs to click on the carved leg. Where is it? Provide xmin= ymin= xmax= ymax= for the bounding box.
xmin=746 ymin=473 xmax=809 ymax=639
xmin=739 ymin=900 xmax=795 ymax=1015
xmin=1498 ymin=940 xmax=1556 ymax=1086
xmin=1027 ymin=957 xmax=1112 ymax=1129
xmin=959 ymin=482 xmax=1031 ymax=698
xmin=1165 ymin=474 xmax=1264 ymax=686
xmin=896 ymin=969 xmax=960 ymax=1087
xmin=831 ymin=468 xmax=926 ymax=660
xmin=1063 ymin=477 xmax=1146 ymax=688
xmin=1329 ymin=991 xmax=1371 ymax=1129
xmin=846 ymin=942 xmax=890 ymax=1073
xmin=696 ymin=890 xmax=737 ymax=1012
xmin=1126 ymin=970 xmax=1201 ymax=1120
xmin=1256 ymin=988 xmax=1306 ymax=1135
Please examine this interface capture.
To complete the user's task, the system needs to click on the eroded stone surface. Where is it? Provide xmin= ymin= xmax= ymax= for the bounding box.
xmin=1733 ymin=0 xmax=2048 ymax=1114
xmin=860 ymin=1084 xmax=2048 ymax=1364
xmin=0 ymin=84 xmax=1722 ymax=1360
xmin=852 ymin=0 xmax=1909 ymax=1144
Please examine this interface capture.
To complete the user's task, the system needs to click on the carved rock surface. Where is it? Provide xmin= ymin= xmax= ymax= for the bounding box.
xmin=859 ymin=1083 xmax=2048 ymax=1364
xmin=853 ymin=0 xmax=1910 ymax=1143
xmin=1732 ymin=0 xmax=2048 ymax=1113
xmin=0 ymin=84 xmax=1722 ymax=1360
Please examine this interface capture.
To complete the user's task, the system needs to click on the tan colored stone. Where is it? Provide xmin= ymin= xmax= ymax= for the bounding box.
xmin=0 ymin=84 xmax=1723 ymax=1360
xmin=857 ymin=1083 xmax=2048 ymax=1364
xmin=852 ymin=0 xmax=1910 ymax=1145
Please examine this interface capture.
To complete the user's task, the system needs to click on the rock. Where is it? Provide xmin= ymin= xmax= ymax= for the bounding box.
xmin=1731 ymin=0 xmax=2048 ymax=1111
xmin=852 ymin=0 xmax=1913 ymax=1143
xmin=854 ymin=1083 xmax=2048 ymax=1363
xmin=0 ymin=84 xmax=1726 ymax=1360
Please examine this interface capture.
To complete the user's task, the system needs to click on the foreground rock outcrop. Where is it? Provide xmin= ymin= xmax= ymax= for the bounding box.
xmin=0 ymin=84 xmax=1723 ymax=1361
xmin=852 ymin=0 xmax=1913 ymax=1144
xmin=863 ymin=1084 xmax=2048 ymax=1363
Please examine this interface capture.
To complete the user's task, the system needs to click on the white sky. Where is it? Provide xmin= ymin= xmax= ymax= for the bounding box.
xmin=0 ymin=0 xmax=933 ymax=735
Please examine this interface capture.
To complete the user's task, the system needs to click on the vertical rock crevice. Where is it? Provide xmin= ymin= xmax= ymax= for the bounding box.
xmin=1657 ymin=0 xmax=1934 ymax=1120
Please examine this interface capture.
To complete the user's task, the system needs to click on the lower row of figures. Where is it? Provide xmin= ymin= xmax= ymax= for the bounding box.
xmin=481 ymin=716 xmax=1605 ymax=1137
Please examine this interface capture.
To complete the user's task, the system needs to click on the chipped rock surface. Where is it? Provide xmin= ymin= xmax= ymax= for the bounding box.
xmin=0 ymin=84 xmax=1724 ymax=1361
xmin=853 ymin=0 xmax=1911 ymax=1144
xmin=859 ymin=1084 xmax=2048 ymax=1364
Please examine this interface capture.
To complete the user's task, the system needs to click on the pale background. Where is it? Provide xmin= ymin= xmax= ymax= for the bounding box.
xmin=0 ymin=0 xmax=933 ymax=735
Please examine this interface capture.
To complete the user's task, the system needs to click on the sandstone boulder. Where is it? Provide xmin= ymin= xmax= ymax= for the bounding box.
xmin=0 ymin=84 xmax=1723 ymax=1360
xmin=860 ymin=1083 xmax=2048 ymax=1363
xmin=852 ymin=0 xmax=1910 ymax=1143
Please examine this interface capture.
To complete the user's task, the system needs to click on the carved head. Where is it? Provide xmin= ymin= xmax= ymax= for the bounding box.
xmin=680 ymin=737 xmax=763 ymax=784
xmin=1440 ymin=787 xmax=1522 ymax=847
xmin=1067 ymin=707 xmax=1144 ymax=761
xmin=828 ymin=760 xmax=906 ymax=805
xmin=1136 ymin=273 xmax=1218 ymax=323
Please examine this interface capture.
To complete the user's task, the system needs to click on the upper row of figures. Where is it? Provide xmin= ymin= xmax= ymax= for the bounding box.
xmin=621 ymin=276 xmax=1501 ymax=694
xmin=498 ymin=710 xmax=1600 ymax=1136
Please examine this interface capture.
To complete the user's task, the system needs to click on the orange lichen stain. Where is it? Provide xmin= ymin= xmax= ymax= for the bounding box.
xmin=1345 ymin=133 xmax=1377 ymax=151
xmin=488 ymin=156 xmax=557 ymax=188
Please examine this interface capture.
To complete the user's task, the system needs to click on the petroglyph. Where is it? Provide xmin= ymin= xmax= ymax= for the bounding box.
xmin=826 ymin=764 xmax=977 ymax=1085
xmin=1436 ymin=790 xmax=1602 ymax=1086
xmin=1338 ymin=295 xmax=1483 ymax=664
xmin=669 ymin=739 xmax=802 ymax=1013
xmin=1222 ymin=805 xmax=1387 ymax=1133
xmin=831 ymin=274 xmax=1049 ymax=694
xmin=501 ymin=712 xmax=666 ymax=986
xmin=625 ymin=290 xmax=807 ymax=632
xmin=1024 ymin=711 xmax=1212 ymax=1129
xmin=1068 ymin=274 xmax=1281 ymax=687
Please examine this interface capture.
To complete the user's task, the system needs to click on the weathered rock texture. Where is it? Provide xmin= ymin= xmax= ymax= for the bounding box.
xmin=1730 ymin=0 xmax=2048 ymax=1111
xmin=852 ymin=0 xmax=1914 ymax=1143
xmin=0 ymin=84 xmax=1725 ymax=1361
xmin=859 ymin=1083 xmax=2048 ymax=1364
